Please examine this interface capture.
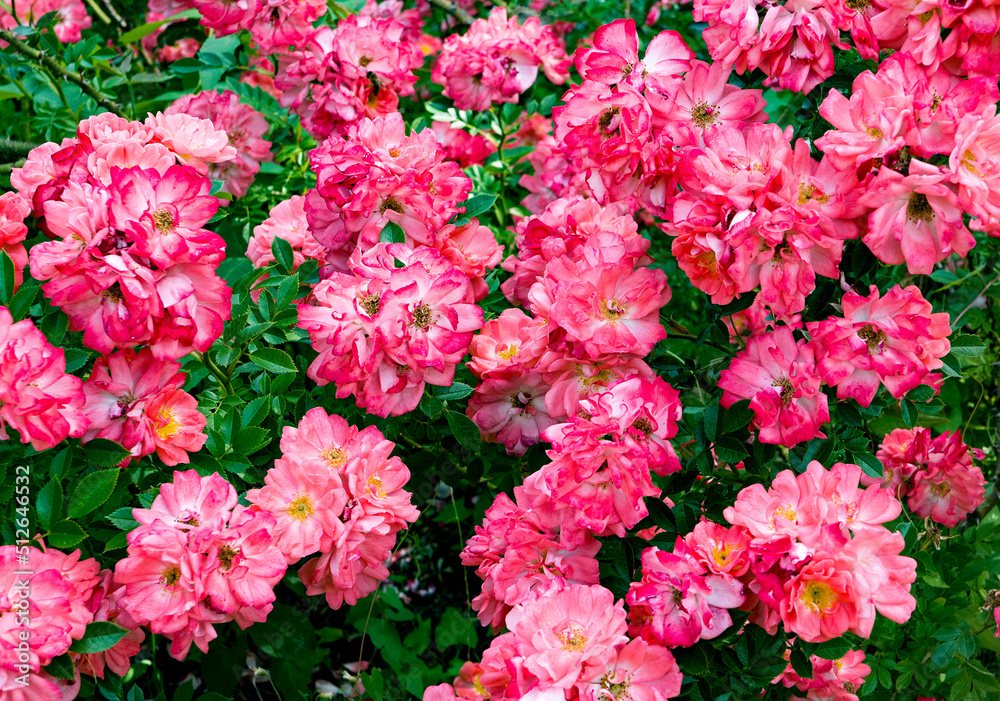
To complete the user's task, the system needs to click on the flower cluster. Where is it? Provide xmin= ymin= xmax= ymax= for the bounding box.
xmin=461 ymin=487 xmax=602 ymax=631
xmin=0 ymin=307 xmax=87 ymax=451
xmin=627 ymin=524 xmax=746 ymax=647
xmin=807 ymin=285 xmax=951 ymax=406
xmin=114 ymin=470 xmax=287 ymax=659
xmin=299 ymin=243 xmax=484 ymax=416
xmin=694 ymin=0 xmax=879 ymax=94
xmin=247 ymin=408 xmax=419 ymax=608
xmin=669 ymin=121 xmax=860 ymax=316
xmin=865 ymin=428 xmax=986 ymax=527
xmin=553 ymin=19 xmax=767 ymax=216
xmin=80 ymin=348 xmax=207 ymax=466
xmin=466 ymin=196 xmax=673 ymax=455
xmin=775 ymin=648 xmax=871 ymax=701
xmin=719 ymin=326 xmax=829 ymax=448
xmin=0 ymin=0 xmax=91 ymax=43
xmin=304 ymin=112 xmax=491 ymax=277
xmin=816 ymin=53 xmax=999 ymax=266
xmin=151 ymin=0 xmax=327 ymax=54
xmin=165 ymin=90 xmax=273 ymax=199
xmin=17 ymin=113 xmax=234 ymax=361
xmin=274 ymin=10 xmax=424 ymax=140
xmin=424 ymin=580 xmax=683 ymax=701
xmin=0 ymin=545 xmax=100 ymax=700
xmin=724 ymin=461 xmax=917 ymax=642
xmin=532 ymin=376 xmax=683 ymax=536
xmin=432 ymin=7 xmax=570 ymax=111
xmin=857 ymin=0 xmax=1000 ymax=79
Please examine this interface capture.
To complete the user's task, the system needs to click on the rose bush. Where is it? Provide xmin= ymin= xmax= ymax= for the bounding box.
xmin=0 ymin=1 xmax=998 ymax=701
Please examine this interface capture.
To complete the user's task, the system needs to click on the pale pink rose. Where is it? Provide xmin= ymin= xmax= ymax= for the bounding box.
xmin=201 ymin=506 xmax=287 ymax=616
xmin=145 ymin=111 xmax=238 ymax=175
xmin=468 ymin=309 xmax=549 ymax=378
xmin=81 ymin=348 xmax=205 ymax=466
xmin=906 ymin=430 xmax=986 ymax=527
xmin=132 ymin=469 xmax=237 ymax=532
xmin=505 ymin=580 xmax=628 ymax=689
xmin=577 ymin=638 xmax=682 ymax=701
xmin=0 ymin=192 xmax=30 ymax=292
xmin=165 ymin=90 xmax=273 ymax=199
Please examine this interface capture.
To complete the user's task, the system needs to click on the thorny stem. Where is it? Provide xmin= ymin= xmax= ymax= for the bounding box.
xmin=0 ymin=138 xmax=40 ymax=158
xmin=0 ymin=29 xmax=125 ymax=117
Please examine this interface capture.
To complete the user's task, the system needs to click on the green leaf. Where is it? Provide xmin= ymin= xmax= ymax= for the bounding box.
xmin=404 ymin=619 xmax=432 ymax=655
xmin=172 ymin=679 xmax=196 ymax=701
xmin=69 ymin=621 xmax=129 ymax=653
xmin=234 ymin=426 xmax=270 ymax=455
xmin=932 ymin=639 xmax=959 ymax=668
xmin=380 ymin=220 xmax=406 ymax=244
xmin=81 ymin=437 xmax=131 ymax=468
xmin=929 ymin=269 xmax=959 ymax=284
xmin=445 ymin=409 xmax=481 ymax=453
xmin=0 ymin=250 xmax=15 ymax=305
xmin=433 ymin=382 xmax=473 ymax=401
xmin=703 ymin=403 xmax=720 ymax=443
xmin=855 ymin=453 xmax=885 ymax=480
xmin=106 ymin=506 xmax=139 ymax=531
xmin=48 ymin=520 xmax=87 ymax=548
xmin=940 ymin=353 xmax=961 ymax=377
xmin=36 ymin=479 xmax=63 ymax=531
xmin=68 ymin=470 xmax=119 ymax=518
xmin=241 ymin=396 xmax=270 ymax=428
xmin=419 ymin=393 xmax=444 ymax=420
xmin=715 ymin=436 xmax=749 ymax=465
xmin=948 ymin=333 xmax=985 ymax=357
xmin=900 ymin=399 xmax=917 ymax=428
xmin=789 ymin=647 xmax=813 ymax=678
xmin=717 ymin=294 xmax=756 ymax=317
xmin=359 ymin=668 xmax=384 ymax=701
xmin=7 ymin=280 xmax=38 ymax=321
xmin=644 ymin=497 xmax=677 ymax=534
xmin=119 ymin=8 xmax=200 ymax=44
xmin=722 ymin=398 xmax=754 ymax=434
xmin=271 ymin=237 xmax=295 ymax=275
xmin=104 ymin=531 xmax=128 ymax=552
xmin=461 ymin=193 xmax=497 ymax=220
xmin=906 ymin=384 xmax=936 ymax=402
xmin=434 ymin=608 xmax=477 ymax=650
xmin=45 ymin=653 xmax=75 ymax=680
xmin=275 ymin=272 xmax=299 ymax=309
xmin=814 ymin=639 xmax=853 ymax=660
xmin=249 ymin=348 xmax=297 ymax=374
